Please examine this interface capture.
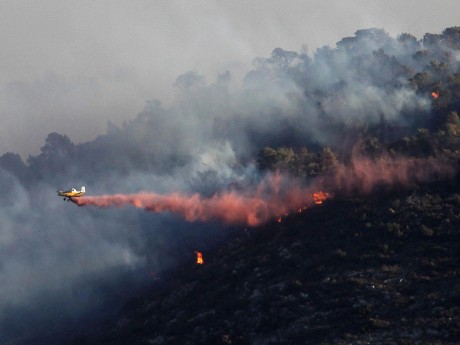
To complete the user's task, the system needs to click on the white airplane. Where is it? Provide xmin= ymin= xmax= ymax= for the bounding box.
xmin=57 ymin=186 xmax=86 ymax=201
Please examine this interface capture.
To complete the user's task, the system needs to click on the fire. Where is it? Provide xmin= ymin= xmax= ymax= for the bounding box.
xmin=195 ymin=251 xmax=204 ymax=265
xmin=312 ymin=191 xmax=330 ymax=205
xmin=431 ymin=91 xmax=439 ymax=99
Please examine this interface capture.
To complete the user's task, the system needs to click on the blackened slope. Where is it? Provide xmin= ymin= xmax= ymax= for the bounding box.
xmin=71 ymin=183 xmax=460 ymax=345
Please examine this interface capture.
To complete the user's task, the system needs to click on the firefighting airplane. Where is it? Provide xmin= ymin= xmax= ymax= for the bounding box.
xmin=57 ymin=186 xmax=85 ymax=201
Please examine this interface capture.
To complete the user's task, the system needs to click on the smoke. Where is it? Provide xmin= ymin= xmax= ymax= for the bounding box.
xmin=0 ymin=26 xmax=459 ymax=343
xmin=0 ymin=169 xmax=150 ymax=341
xmin=1 ymin=69 xmax=147 ymax=158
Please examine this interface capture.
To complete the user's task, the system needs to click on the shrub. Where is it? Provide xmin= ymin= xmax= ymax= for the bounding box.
xmin=421 ymin=224 xmax=434 ymax=237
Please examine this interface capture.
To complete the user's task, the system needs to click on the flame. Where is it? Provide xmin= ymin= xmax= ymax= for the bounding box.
xmin=312 ymin=191 xmax=330 ymax=204
xmin=431 ymin=91 xmax=439 ymax=99
xmin=195 ymin=251 xmax=204 ymax=265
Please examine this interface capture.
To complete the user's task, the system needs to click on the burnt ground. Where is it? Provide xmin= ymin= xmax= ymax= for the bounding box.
xmin=69 ymin=182 xmax=460 ymax=345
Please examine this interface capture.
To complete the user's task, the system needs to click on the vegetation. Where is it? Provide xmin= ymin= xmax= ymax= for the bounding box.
xmin=71 ymin=182 xmax=460 ymax=344
xmin=2 ymin=27 xmax=460 ymax=187
xmin=63 ymin=27 xmax=460 ymax=344
xmin=2 ymin=26 xmax=460 ymax=345
xmin=256 ymin=109 xmax=460 ymax=182
xmin=257 ymin=146 xmax=338 ymax=178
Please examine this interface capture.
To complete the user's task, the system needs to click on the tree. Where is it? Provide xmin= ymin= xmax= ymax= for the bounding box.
xmin=273 ymin=147 xmax=296 ymax=171
xmin=447 ymin=73 xmax=460 ymax=101
xmin=39 ymin=132 xmax=75 ymax=159
xmin=428 ymin=60 xmax=449 ymax=79
xmin=355 ymin=28 xmax=389 ymax=41
xmin=256 ymin=147 xmax=299 ymax=174
xmin=442 ymin=27 xmax=460 ymax=49
xmin=397 ymin=33 xmax=419 ymax=48
xmin=173 ymin=71 xmax=206 ymax=91
xmin=27 ymin=132 xmax=75 ymax=180
xmin=257 ymin=147 xmax=278 ymax=171
xmin=422 ymin=33 xmax=442 ymax=47
xmin=269 ymin=48 xmax=299 ymax=70
xmin=410 ymin=72 xmax=433 ymax=92
xmin=444 ymin=111 xmax=460 ymax=136
xmin=0 ymin=152 xmax=28 ymax=183
xmin=337 ymin=36 xmax=356 ymax=50
xmin=296 ymin=147 xmax=313 ymax=177
xmin=413 ymin=49 xmax=431 ymax=63
xmin=319 ymin=147 xmax=338 ymax=173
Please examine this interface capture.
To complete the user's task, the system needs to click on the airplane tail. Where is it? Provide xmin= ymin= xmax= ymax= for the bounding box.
xmin=81 ymin=186 xmax=86 ymax=193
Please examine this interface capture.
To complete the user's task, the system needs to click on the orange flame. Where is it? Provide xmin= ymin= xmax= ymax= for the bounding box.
xmin=312 ymin=191 xmax=330 ymax=204
xmin=195 ymin=251 xmax=204 ymax=265
xmin=431 ymin=91 xmax=439 ymax=99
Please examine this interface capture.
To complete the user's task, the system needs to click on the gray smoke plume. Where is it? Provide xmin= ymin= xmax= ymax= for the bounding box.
xmin=0 ymin=26 xmax=459 ymax=343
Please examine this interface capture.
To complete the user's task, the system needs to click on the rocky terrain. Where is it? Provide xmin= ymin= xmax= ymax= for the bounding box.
xmin=69 ymin=181 xmax=460 ymax=345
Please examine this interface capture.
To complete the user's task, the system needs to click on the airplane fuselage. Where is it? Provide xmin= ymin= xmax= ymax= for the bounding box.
xmin=57 ymin=186 xmax=85 ymax=201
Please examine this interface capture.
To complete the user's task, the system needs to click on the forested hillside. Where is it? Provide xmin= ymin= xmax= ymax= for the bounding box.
xmin=64 ymin=27 xmax=460 ymax=345
xmin=1 ymin=27 xmax=460 ymax=345
xmin=2 ymin=27 xmax=460 ymax=184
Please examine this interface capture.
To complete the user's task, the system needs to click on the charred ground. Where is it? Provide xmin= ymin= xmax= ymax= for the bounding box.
xmin=68 ymin=181 xmax=460 ymax=344
xmin=67 ymin=87 xmax=460 ymax=343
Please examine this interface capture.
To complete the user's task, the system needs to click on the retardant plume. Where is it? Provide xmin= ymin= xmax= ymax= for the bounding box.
xmin=329 ymin=154 xmax=455 ymax=195
xmin=73 ymin=174 xmax=317 ymax=226
xmin=73 ymin=154 xmax=455 ymax=226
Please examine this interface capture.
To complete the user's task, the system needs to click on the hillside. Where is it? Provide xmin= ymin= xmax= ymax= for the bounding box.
xmin=1 ymin=26 xmax=460 ymax=345
xmin=69 ymin=181 xmax=460 ymax=344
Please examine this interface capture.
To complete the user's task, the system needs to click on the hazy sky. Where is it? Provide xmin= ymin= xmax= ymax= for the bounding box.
xmin=1 ymin=0 xmax=458 ymax=157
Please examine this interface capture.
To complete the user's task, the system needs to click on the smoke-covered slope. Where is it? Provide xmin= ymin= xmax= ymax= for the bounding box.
xmin=3 ymin=27 xmax=460 ymax=185
xmin=0 ymin=27 xmax=460 ymax=344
